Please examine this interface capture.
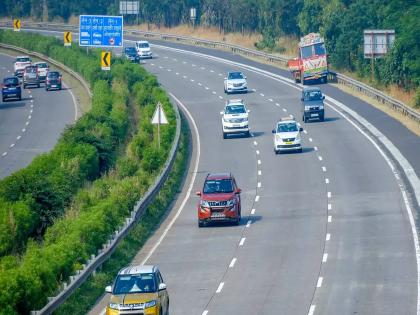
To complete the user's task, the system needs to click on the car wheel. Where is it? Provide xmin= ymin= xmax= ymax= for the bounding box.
xmin=223 ymin=132 xmax=227 ymax=139
xmin=245 ymin=131 xmax=250 ymax=138
xmin=198 ymin=220 xmax=204 ymax=228
xmin=319 ymin=115 xmax=324 ymax=122
xmin=298 ymin=148 xmax=303 ymax=153
xmin=160 ymin=307 xmax=163 ymax=315
xmin=18 ymin=95 xmax=21 ymax=101
xmin=45 ymin=87 xmax=49 ymax=91
xmin=37 ymin=84 xmax=40 ymax=88
xmin=165 ymin=300 xmax=169 ymax=315
xmin=23 ymin=84 xmax=26 ymax=89
xmin=2 ymin=97 xmax=5 ymax=102
xmin=302 ymin=115 xmax=306 ymax=123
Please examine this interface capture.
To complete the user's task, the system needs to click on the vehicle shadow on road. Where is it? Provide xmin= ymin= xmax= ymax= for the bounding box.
xmin=0 ymin=101 xmax=26 ymax=109
xmin=322 ymin=116 xmax=340 ymax=123
xmin=202 ymin=215 xmax=263 ymax=228
xmin=250 ymin=131 xmax=264 ymax=137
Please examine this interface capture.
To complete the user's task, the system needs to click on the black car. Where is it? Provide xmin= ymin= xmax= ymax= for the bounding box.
xmin=2 ymin=76 xmax=22 ymax=102
xmin=123 ymin=47 xmax=139 ymax=63
xmin=301 ymin=87 xmax=325 ymax=122
xmin=45 ymin=71 xmax=62 ymax=91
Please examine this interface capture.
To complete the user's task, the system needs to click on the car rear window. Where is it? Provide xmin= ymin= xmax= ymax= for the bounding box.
xmin=203 ymin=179 xmax=233 ymax=194
xmin=48 ymin=72 xmax=60 ymax=78
xmin=303 ymin=90 xmax=322 ymax=101
xmin=16 ymin=57 xmax=30 ymax=62
xmin=36 ymin=63 xmax=48 ymax=68
xmin=3 ymin=77 xmax=19 ymax=85
xmin=137 ymin=43 xmax=149 ymax=48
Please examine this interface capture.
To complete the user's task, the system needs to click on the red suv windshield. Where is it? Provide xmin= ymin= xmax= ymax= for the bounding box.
xmin=203 ymin=179 xmax=233 ymax=194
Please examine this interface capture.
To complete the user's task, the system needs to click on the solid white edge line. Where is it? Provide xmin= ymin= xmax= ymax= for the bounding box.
xmin=140 ymin=92 xmax=201 ymax=265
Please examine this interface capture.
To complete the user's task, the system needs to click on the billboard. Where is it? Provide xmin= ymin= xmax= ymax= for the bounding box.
xmin=120 ymin=1 xmax=139 ymax=15
xmin=364 ymin=30 xmax=395 ymax=58
xmin=79 ymin=15 xmax=123 ymax=47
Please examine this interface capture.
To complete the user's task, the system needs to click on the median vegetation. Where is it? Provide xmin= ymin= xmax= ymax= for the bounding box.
xmin=0 ymin=30 xmax=180 ymax=314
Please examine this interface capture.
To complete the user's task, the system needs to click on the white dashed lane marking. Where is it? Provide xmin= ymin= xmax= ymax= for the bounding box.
xmin=216 ymin=282 xmax=224 ymax=293
xmin=257 ymin=182 xmax=261 ymax=188
xmin=255 ymin=195 xmax=260 ymax=202
xmin=328 ymin=215 xmax=332 ymax=222
xmin=251 ymin=208 xmax=256 ymax=215
xmin=2 ymin=152 xmax=7 ymax=157
xmin=328 ymin=204 xmax=332 ymax=210
xmin=239 ymin=237 xmax=246 ymax=246
xmin=218 ymin=96 xmax=223 ymax=100
xmin=17 ymin=136 xmax=21 ymax=140
xmin=308 ymin=305 xmax=316 ymax=315
xmin=256 ymin=150 xmax=260 ymax=155
xmin=229 ymin=258 xmax=237 ymax=268
xmin=260 ymin=93 xmax=265 ymax=97
xmin=282 ymin=108 xmax=287 ymax=112
xmin=9 ymin=143 xmax=14 ymax=148
xmin=309 ymin=138 xmax=313 ymax=142
xmin=254 ymin=141 xmax=258 ymax=146
xmin=317 ymin=277 xmax=323 ymax=288
xmin=326 ymin=233 xmax=331 ymax=241
xmin=318 ymin=156 xmax=323 ymax=161
xmin=322 ymin=166 xmax=326 ymax=172
xmin=202 ymin=311 xmax=209 ymax=315
xmin=246 ymin=220 xmax=252 ymax=228
xmin=258 ymin=170 xmax=261 ymax=176
xmin=325 ymin=178 xmax=330 ymax=184
xmin=327 ymin=192 xmax=331 ymax=198
xmin=322 ymin=253 xmax=328 ymax=263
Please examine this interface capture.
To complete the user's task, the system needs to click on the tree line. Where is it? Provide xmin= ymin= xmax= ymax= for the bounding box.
xmin=0 ymin=1 xmax=418 ymax=96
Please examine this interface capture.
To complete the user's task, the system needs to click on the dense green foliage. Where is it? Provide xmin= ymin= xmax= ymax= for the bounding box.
xmin=0 ymin=30 xmax=177 ymax=314
xmin=1 ymin=0 xmax=418 ymax=96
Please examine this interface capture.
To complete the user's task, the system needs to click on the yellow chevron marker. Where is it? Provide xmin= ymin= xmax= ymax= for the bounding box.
xmin=13 ymin=19 xmax=21 ymax=32
xmin=64 ymin=32 xmax=72 ymax=46
xmin=101 ymin=51 xmax=111 ymax=71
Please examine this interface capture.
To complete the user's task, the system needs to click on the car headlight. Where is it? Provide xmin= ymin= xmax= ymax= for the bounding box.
xmin=227 ymin=82 xmax=233 ymax=87
xmin=108 ymin=302 xmax=120 ymax=310
xmin=200 ymin=200 xmax=210 ymax=207
xmin=223 ymin=118 xmax=230 ymax=123
xmin=226 ymin=199 xmax=236 ymax=207
xmin=275 ymin=135 xmax=282 ymax=142
xmin=305 ymin=106 xmax=311 ymax=111
xmin=145 ymin=300 xmax=157 ymax=308
xmin=295 ymin=133 xmax=301 ymax=141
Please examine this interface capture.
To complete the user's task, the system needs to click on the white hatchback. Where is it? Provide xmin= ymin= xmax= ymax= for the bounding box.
xmin=272 ymin=117 xmax=303 ymax=153
xmin=220 ymin=99 xmax=250 ymax=139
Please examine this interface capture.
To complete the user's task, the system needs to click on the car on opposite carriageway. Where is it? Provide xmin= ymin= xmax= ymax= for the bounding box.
xmin=2 ymin=76 xmax=21 ymax=102
xmin=197 ymin=173 xmax=242 ymax=227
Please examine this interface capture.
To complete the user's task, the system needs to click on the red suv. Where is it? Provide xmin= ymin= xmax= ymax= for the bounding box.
xmin=196 ymin=173 xmax=241 ymax=227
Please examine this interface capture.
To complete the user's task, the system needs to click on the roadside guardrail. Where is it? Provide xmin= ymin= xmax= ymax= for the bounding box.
xmin=1 ymin=20 xmax=418 ymax=123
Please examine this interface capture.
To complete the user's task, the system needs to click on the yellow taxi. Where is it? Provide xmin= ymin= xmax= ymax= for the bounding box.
xmin=105 ymin=265 xmax=169 ymax=315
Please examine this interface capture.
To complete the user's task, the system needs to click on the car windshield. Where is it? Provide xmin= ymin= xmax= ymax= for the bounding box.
xmin=138 ymin=43 xmax=149 ymax=48
xmin=113 ymin=273 xmax=156 ymax=294
xmin=3 ymin=77 xmax=18 ymax=85
xmin=125 ymin=47 xmax=136 ymax=54
xmin=300 ymin=46 xmax=313 ymax=59
xmin=16 ymin=57 xmax=30 ymax=62
xmin=36 ymin=63 xmax=48 ymax=68
xmin=277 ymin=122 xmax=298 ymax=133
xmin=203 ymin=179 xmax=234 ymax=194
xmin=48 ymin=72 xmax=60 ymax=78
xmin=225 ymin=105 xmax=246 ymax=114
xmin=304 ymin=90 xmax=322 ymax=101
xmin=228 ymin=72 xmax=243 ymax=80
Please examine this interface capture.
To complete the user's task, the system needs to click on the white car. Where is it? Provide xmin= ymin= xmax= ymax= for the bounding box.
xmin=33 ymin=62 xmax=49 ymax=83
xmin=272 ymin=117 xmax=303 ymax=153
xmin=135 ymin=41 xmax=152 ymax=59
xmin=220 ymin=99 xmax=250 ymax=139
xmin=14 ymin=56 xmax=32 ymax=77
xmin=224 ymin=71 xmax=247 ymax=94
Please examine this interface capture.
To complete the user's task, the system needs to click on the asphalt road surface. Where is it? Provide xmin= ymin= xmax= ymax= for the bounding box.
xmin=0 ymin=53 xmax=75 ymax=179
xmin=87 ymin=42 xmax=419 ymax=315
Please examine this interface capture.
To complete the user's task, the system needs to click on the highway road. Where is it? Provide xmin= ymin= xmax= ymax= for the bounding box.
xmin=0 ymin=53 xmax=75 ymax=179
xmin=8 ymin=27 xmax=418 ymax=315
xmin=84 ymin=41 xmax=419 ymax=315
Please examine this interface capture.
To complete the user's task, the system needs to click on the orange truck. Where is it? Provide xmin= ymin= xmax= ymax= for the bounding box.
xmin=288 ymin=33 xmax=328 ymax=84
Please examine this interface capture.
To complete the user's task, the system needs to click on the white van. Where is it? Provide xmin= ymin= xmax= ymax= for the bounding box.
xmin=135 ymin=41 xmax=152 ymax=59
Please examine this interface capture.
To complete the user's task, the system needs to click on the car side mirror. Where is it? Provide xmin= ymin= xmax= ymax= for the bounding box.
xmin=105 ymin=285 xmax=112 ymax=293
xmin=299 ymin=127 xmax=303 ymax=132
xmin=224 ymin=77 xmax=227 ymax=80
xmin=247 ymin=109 xmax=251 ymax=113
xmin=272 ymin=129 xmax=276 ymax=134
xmin=322 ymin=95 xmax=325 ymax=100
xmin=196 ymin=191 xmax=201 ymax=196
xmin=244 ymin=76 xmax=247 ymax=79
xmin=220 ymin=111 xmax=224 ymax=115
xmin=159 ymin=283 xmax=167 ymax=291
xmin=235 ymin=188 xmax=242 ymax=194
xmin=301 ymin=97 xmax=304 ymax=102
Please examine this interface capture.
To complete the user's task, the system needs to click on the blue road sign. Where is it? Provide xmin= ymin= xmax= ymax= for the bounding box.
xmin=79 ymin=15 xmax=123 ymax=47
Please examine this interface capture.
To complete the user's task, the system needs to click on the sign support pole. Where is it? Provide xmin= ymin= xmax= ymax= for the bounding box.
xmin=157 ymin=103 xmax=161 ymax=149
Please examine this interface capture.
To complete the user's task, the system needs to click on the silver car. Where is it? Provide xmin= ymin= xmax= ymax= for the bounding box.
xmin=224 ymin=71 xmax=248 ymax=94
xmin=23 ymin=65 xmax=40 ymax=88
